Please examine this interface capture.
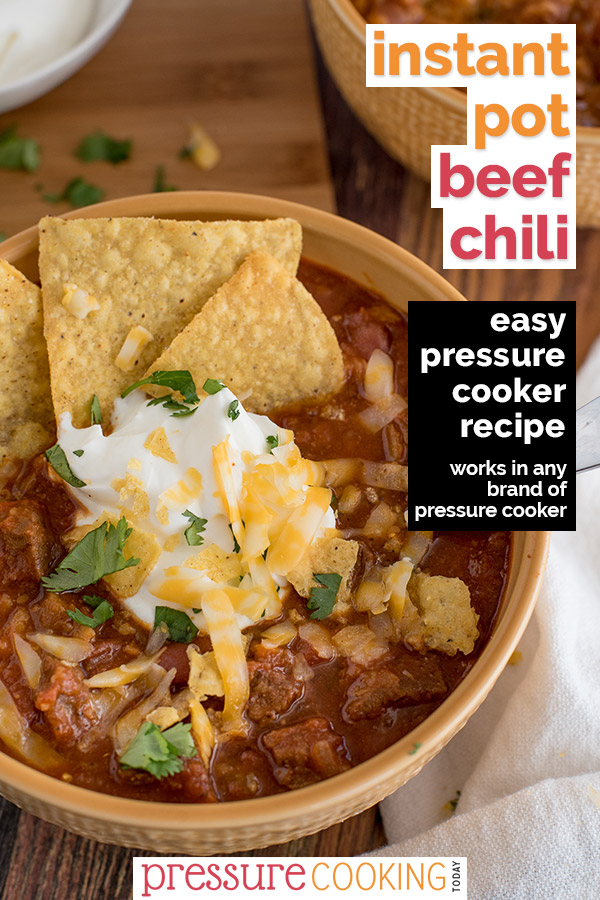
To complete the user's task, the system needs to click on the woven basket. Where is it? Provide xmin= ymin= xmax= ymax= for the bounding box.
xmin=310 ymin=0 xmax=600 ymax=228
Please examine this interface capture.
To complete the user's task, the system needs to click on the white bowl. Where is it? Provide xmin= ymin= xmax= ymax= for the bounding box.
xmin=0 ymin=0 xmax=133 ymax=114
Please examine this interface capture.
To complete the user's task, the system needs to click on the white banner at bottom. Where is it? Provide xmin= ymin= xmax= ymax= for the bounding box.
xmin=132 ymin=857 xmax=467 ymax=899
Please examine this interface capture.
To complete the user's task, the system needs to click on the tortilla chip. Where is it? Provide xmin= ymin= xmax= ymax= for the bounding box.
xmin=145 ymin=251 xmax=344 ymax=412
xmin=39 ymin=216 xmax=302 ymax=427
xmin=288 ymin=534 xmax=358 ymax=618
xmin=185 ymin=544 xmax=242 ymax=582
xmin=0 ymin=259 xmax=55 ymax=460
xmin=407 ymin=572 xmax=479 ymax=656
xmin=66 ymin=512 xmax=161 ymax=599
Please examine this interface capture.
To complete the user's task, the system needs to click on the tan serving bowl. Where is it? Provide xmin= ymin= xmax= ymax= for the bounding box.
xmin=310 ymin=0 xmax=600 ymax=228
xmin=0 ymin=191 xmax=550 ymax=853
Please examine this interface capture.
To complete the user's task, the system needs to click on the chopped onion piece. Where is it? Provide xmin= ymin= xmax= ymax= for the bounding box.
xmin=364 ymin=349 xmax=394 ymax=402
xmin=261 ymin=620 xmax=297 ymax=649
xmin=401 ymin=531 xmax=433 ymax=565
xmin=85 ymin=652 xmax=161 ymax=688
xmin=363 ymin=501 xmax=396 ymax=537
xmin=322 ymin=459 xmax=408 ymax=493
xmin=0 ymin=681 xmax=62 ymax=769
xmin=331 ymin=624 xmax=388 ymax=667
xmin=13 ymin=635 xmax=41 ymax=689
xmin=354 ymin=575 xmax=388 ymax=614
xmin=362 ymin=461 xmax=408 ymax=493
xmin=112 ymin=666 xmax=175 ymax=753
xmin=28 ymin=633 xmax=92 ymax=662
xmin=145 ymin=622 xmax=170 ymax=656
xmin=357 ymin=395 xmax=407 ymax=434
xmin=291 ymin=652 xmax=314 ymax=682
xmin=298 ymin=621 xmax=336 ymax=659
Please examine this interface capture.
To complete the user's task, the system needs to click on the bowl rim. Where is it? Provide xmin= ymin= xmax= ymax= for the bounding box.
xmin=327 ymin=0 xmax=600 ymax=143
xmin=0 ymin=0 xmax=133 ymax=97
xmin=0 ymin=190 xmax=550 ymax=833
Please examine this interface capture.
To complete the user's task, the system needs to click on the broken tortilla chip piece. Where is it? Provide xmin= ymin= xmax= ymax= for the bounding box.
xmin=145 ymin=251 xmax=344 ymax=412
xmin=0 ymin=259 xmax=55 ymax=460
xmin=288 ymin=534 xmax=359 ymax=619
xmin=39 ymin=216 xmax=302 ymax=428
xmin=66 ymin=513 xmax=161 ymax=599
xmin=185 ymin=544 xmax=242 ymax=582
xmin=407 ymin=572 xmax=479 ymax=656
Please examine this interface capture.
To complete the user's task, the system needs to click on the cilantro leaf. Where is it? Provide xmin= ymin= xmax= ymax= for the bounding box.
xmin=146 ymin=394 xmax=197 ymax=418
xmin=119 ymin=721 xmax=196 ymax=779
xmin=202 ymin=378 xmax=225 ymax=395
xmin=227 ymin=399 xmax=240 ymax=421
xmin=67 ymin=599 xmax=113 ymax=628
xmin=228 ymin=523 xmax=240 ymax=554
xmin=153 ymin=164 xmax=177 ymax=192
xmin=154 ymin=606 xmax=198 ymax=643
xmin=76 ymin=130 xmax=132 ymax=164
xmin=82 ymin=594 xmax=108 ymax=608
xmin=161 ymin=722 xmax=196 ymax=756
xmin=0 ymin=127 xmax=40 ymax=172
xmin=182 ymin=509 xmax=207 ymax=546
xmin=42 ymin=516 xmax=139 ymax=592
xmin=90 ymin=394 xmax=103 ymax=425
xmin=266 ymin=435 xmax=279 ymax=453
xmin=122 ymin=370 xmax=199 ymax=404
xmin=0 ymin=232 xmax=6 ymax=243
xmin=307 ymin=572 xmax=342 ymax=620
xmin=44 ymin=177 xmax=105 ymax=208
xmin=45 ymin=444 xmax=86 ymax=488
xmin=73 ymin=449 xmax=84 ymax=457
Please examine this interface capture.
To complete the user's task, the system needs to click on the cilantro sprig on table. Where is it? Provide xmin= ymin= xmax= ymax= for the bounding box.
xmin=45 ymin=444 xmax=86 ymax=488
xmin=67 ymin=595 xmax=114 ymax=628
xmin=0 ymin=127 xmax=40 ymax=172
xmin=44 ymin=177 xmax=105 ymax=208
xmin=153 ymin=165 xmax=177 ymax=193
xmin=42 ymin=516 xmax=139 ymax=593
xmin=119 ymin=721 xmax=196 ymax=778
xmin=76 ymin=130 xmax=132 ymax=164
xmin=154 ymin=606 xmax=198 ymax=643
xmin=182 ymin=510 xmax=207 ymax=547
xmin=307 ymin=573 xmax=342 ymax=620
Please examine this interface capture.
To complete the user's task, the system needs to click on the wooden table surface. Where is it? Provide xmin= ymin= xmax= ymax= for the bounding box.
xmin=0 ymin=0 xmax=594 ymax=895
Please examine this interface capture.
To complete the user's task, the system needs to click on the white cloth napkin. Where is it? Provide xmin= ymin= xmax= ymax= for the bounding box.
xmin=372 ymin=342 xmax=600 ymax=899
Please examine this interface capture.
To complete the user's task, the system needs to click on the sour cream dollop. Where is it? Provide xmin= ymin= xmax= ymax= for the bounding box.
xmin=58 ymin=387 xmax=335 ymax=630
xmin=0 ymin=0 xmax=95 ymax=87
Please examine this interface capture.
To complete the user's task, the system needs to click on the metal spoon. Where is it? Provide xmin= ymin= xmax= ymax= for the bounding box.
xmin=576 ymin=396 xmax=600 ymax=473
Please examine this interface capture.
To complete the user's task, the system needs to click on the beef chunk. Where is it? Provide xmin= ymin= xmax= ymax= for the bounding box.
xmin=35 ymin=658 xmax=98 ymax=745
xmin=246 ymin=646 xmax=303 ymax=725
xmin=262 ymin=717 xmax=350 ymax=789
xmin=179 ymin=757 xmax=217 ymax=802
xmin=344 ymin=656 xmax=447 ymax=721
xmin=342 ymin=307 xmax=392 ymax=358
xmin=0 ymin=500 xmax=59 ymax=589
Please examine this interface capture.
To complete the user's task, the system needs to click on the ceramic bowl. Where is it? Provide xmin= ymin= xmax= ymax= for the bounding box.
xmin=0 ymin=191 xmax=550 ymax=852
xmin=0 ymin=0 xmax=133 ymax=114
